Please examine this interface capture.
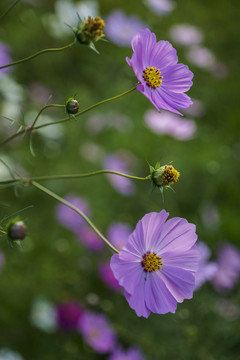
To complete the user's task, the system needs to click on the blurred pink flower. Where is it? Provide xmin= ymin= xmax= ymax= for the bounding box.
xmin=169 ymin=24 xmax=203 ymax=46
xmin=145 ymin=109 xmax=196 ymax=140
xmin=105 ymin=10 xmax=146 ymax=47
xmin=144 ymin=0 xmax=176 ymax=15
xmin=103 ymin=151 xmax=136 ymax=196
xmin=99 ymin=262 xmax=122 ymax=291
xmin=195 ymin=241 xmax=217 ymax=290
xmin=76 ymin=226 xmax=104 ymax=252
xmin=0 ymin=43 xmax=12 ymax=77
xmin=107 ymin=222 xmax=132 ymax=251
xmin=186 ymin=46 xmax=216 ymax=69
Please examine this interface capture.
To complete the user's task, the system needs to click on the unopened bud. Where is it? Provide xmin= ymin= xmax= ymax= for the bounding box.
xmin=66 ymin=98 xmax=79 ymax=114
xmin=150 ymin=162 xmax=180 ymax=188
xmin=7 ymin=220 xmax=27 ymax=241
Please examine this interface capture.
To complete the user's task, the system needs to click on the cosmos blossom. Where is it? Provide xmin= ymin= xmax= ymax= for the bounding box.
xmin=78 ymin=311 xmax=116 ymax=353
xmin=111 ymin=210 xmax=199 ymax=318
xmin=126 ymin=28 xmax=193 ymax=115
xmin=109 ymin=346 xmax=145 ymax=360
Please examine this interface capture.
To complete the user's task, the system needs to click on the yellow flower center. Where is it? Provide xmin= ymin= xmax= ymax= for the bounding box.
xmin=141 ymin=252 xmax=163 ymax=273
xmin=162 ymin=165 xmax=180 ymax=185
xmin=143 ymin=67 xmax=163 ymax=88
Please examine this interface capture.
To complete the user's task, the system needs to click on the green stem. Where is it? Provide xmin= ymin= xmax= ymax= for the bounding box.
xmin=31 ymin=104 xmax=65 ymax=129
xmin=0 ymin=0 xmax=21 ymax=20
xmin=31 ymin=180 xmax=119 ymax=254
xmin=0 ymin=170 xmax=149 ymax=185
xmin=0 ymin=42 xmax=74 ymax=70
xmin=0 ymin=86 xmax=136 ymax=147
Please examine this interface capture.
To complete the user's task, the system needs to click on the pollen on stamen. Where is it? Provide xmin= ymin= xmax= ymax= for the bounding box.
xmin=143 ymin=66 xmax=163 ymax=89
xmin=141 ymin=252 xmax=163 ymax=272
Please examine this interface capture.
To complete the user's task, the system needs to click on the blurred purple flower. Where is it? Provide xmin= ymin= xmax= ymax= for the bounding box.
xmin=56 ymin=301 xmax=84 ymax=331
xmin=0 ymin=43 xmax=12 ymax=77
xmin=212 ymin=243 xmax=240 ymax=292
xmin=107 ymin=222 xmax=132 ymax=251
xmin=195 ymin=241 xmax=217 ymax=290
xmin=109 ymin=347 xmax=145 ymax=360
xmin=0 ymin=252 xmax=4 ymax=272
xmin=56 ymin=194 xmax=90 ymax=232
xmin=145 ymin=109 xmax=196 ymax=140
xmin=127 ymin=28 xmax=193 ymax=115
xmin=78 ymin=311 xmax=116 ymax=353
xmin=183 ymin=99 xmax=205 ymax=117
xmin=99 ymin=262 xmax=122 ymax=291
xmin=169 ymin=24 xmax=203 ymax=46
xmin=105 ymin=10 xmax=146 ymax=47
xmin=111 ymin=210 xmax=199 ymax=318
xmin=144 ymin=0 xmax=176 ymax=15
xmin=103 ymin=152 xmax=136 ymax=196
xmin=76 ymin=226 xmax=104 ymax=252
xmin=186 ymin=46 xmax=216 ymax=69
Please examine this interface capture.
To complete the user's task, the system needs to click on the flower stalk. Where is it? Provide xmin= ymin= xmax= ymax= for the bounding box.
xmin=31 ymin=180 xmax=119 ymax=254
xmin=0 ymin=86 xmax=136 ymax=147
xmin=0 ymin=42 xmax=74 ymax=70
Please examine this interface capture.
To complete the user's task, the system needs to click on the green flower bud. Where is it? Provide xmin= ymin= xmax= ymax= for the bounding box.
xmin=150 ymin=162 xmax=180 ymax=188
xmin=66 ymin=98 xmax=79 ymax=114
xmin=7 ymin=219 xmax=27 ymax=241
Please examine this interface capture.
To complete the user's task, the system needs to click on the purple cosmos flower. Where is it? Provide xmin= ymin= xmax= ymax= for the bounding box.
xmin=107 ymin=222 xmax=132 ymax=251
xmin=169 ymin=24 xmax=203 ymax=46
xmin=194 ymin=241 xmax=217 ymax=290
xmin=212 ymin=243 xmax=240 ymax=292
xmin=0 ymin=43 xmax=12 ymax=77
xmin=144 ymin=0 xmax=176 ymax=15
xmin=109 ymin=347 xmax=145 ymax=360
xmin=56 ymin=301 xmax=84 ymax=331
xmin=105 ymin=10 xmax=146 ymax=47
xmin=78 ymin=311 xmax=116 ymax=353
xmin=145 ymin=109 xmax=196 ymax=140
xmin=76 ymin=226 xmax=104 ymax=251
xmin=99 ymin=262 xmax=122 ymax=291
xmin=103 ymin=152 xmax=136 ymax=196
xmin=56 ymin=194 xmax=90 ymax=232
xmin=126 ymin=28 xmax=193 ymax=115
xmin=111 ymin=210 xmax=199 ymax=318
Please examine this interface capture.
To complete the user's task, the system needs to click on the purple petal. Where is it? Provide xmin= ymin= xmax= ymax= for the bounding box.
xmin=110 ymin=254 xmax=142 ymax=294
xmin=124 ymin=273 xmax=151 ymax=318
xmin=162 ymin=63 xmax=193 ymax=92
xmin=150 ymin=40 xmax=178 ymax=70
xmin=145 ymin=273 xmax=177 ymax=314
xmin=157 ymin=217 xmax=198 ymax=254
xmin=163 ymin=245 xmax=199 ymax=273
xmin=160 ymin=265 xmax=195 ymax=302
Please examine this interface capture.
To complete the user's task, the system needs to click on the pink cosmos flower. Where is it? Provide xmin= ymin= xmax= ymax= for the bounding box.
xmin=78 ymin=311 xmax=116 ymax=353
xmin=107 ymin=222 xmax=132 ymax=251
xmin=144 ymin=109 xmax=196 ymax=140
xmin=212 ymin=243 xmax=240 ymax=292
xmin=169 ymin=24 xmax=203 ymax=46
xmin=109 ymin=347 xmax=145 ymax=360
xmin=126 ymin=28 xmax=193 ymax=115
xmin=99 ymin=262 xmax=122 ymax=291
xmin=194 ymin=241 xmax=217 ymax=290
xmin=111 ymin=210 xmax=199 ymax=318
xmin=56 ymin=301 xmax=84 ymax=331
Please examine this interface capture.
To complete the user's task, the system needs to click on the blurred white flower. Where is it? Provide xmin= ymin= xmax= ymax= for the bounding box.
xmin=169 ymin=24 xmax=203 ymax=46
xmin=43 ymin=0 xmax=99 ymax=39
xmin=144 ymin=0 xmax=176 ymax=15
xmin=30 ymin=298 xmax=57 ymax=333
xmin=0 ymin=349 xmax=24 ymax=360
xmin=186 ymin=46 xmax=216 ymax=69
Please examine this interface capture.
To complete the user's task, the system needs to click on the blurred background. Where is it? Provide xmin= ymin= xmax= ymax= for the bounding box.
xmin=0 ymin=0 xmax=240 ymax=359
